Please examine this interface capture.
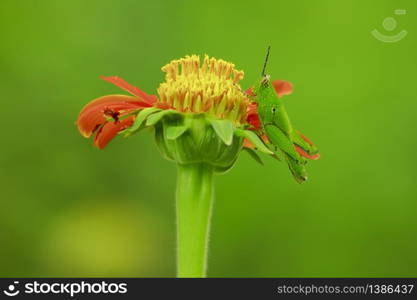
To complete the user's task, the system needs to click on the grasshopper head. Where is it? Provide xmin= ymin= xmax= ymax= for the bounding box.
xmin=260 ymin=74 xmax=271 ymax=86
xmin=251 ymin=74 xmax=272 ymax=102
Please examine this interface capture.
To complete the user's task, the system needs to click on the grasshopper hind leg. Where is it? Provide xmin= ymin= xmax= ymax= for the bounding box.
xmin=292 ymin=130 xmax=320 ymax=159
xmin=285 ymin=154 xmax=308 ymax=183
xmin=264 ymin=125 xmax=302 ymax=162
xmin=264 ymin=124 xmax=308 ymax=183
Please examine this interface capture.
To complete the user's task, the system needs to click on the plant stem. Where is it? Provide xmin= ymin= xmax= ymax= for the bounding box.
xmin=176 ymin=163 xmax=214 ymax=278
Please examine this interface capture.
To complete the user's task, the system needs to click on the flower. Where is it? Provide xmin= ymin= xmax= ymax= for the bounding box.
xmin=76 ymin=54 xmax=318 ymax=176
xmin=77 ymin=55 xmax=250 ymax=150
xmin=157 ymin=55 xmax=248 ymax=123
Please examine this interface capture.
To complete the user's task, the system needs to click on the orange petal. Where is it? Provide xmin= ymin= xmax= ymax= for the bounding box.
xmin=79 ymin=94 xmax=148 ymax=116
xmin=297 ymin=130 xmax=314 ymax=146
xmin=101 ymin=76 xmax=158 ymax=104
xmin=247 ymin=101 xmax=257 ymax=114
xmin=155 ymin=102 xmax=172 ymax=109
xmin=246 ymin=102 xmax=261 ymax=130
xmin=247 ymin=114 xmax=261 ymax=130
xmin=243 ymin=134 xmax=269 ymax=150
xmin=243 ymin=138 xmax=255 ymax=149
xmin=77 ymin=95 xmax=149 ymax=138
xmin=245 ymin=87 xmax=254 ymax=96
xmin=272 ymin=80 xmax=293 ymax=98
xmin=94 ymin=116 xmax=135 ymax=149
xmin=261 ymin=133 xmax=270 ymax=144
xmin=295 ymin=146 xmax=320 ymax=160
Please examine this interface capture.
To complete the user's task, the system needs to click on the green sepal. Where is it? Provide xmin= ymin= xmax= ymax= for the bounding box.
xmin=123 ymin=107 xmax=161 ymax=136
xmin=146 ymin=110 xmax=177 ymax=126
xmin=166 ymin=125 xmax=188 ymax=140
xmin=153 ymin=114 xmax=243 ymax=172
xmin=234 ymin=129 xmax=274 ymax=155
xmin=208 ymin=119 xmax=234 ymax=146
xmin=243 ymin=148 xmax=264 ymax=165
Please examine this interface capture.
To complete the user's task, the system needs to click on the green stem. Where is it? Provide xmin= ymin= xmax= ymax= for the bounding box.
xmin=176 ymin=163 xmax=214 ymax=278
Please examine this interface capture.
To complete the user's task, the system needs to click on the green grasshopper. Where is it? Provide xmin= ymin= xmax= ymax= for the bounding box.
xmin=249 ymin=47 xmax=320 ymax=183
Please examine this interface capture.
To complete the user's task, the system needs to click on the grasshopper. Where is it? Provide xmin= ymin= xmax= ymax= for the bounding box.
xmin=249 ymin=47 xmax=320 ymax=183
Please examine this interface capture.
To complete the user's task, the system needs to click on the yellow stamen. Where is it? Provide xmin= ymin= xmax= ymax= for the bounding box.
xmin=158 ymin=55 xmax=249 ymax=124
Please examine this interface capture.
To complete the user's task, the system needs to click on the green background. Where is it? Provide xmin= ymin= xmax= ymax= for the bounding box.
xmin=1 ymin=0 xmax=416 ymax=277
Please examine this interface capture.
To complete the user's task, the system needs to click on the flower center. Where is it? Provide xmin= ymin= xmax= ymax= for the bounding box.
xmin=157 ymin=55 xmax=249 ymax=124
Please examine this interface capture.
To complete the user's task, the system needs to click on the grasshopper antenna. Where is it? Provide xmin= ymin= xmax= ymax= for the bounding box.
xmin=261 ymin=46 xmax=271 ymax=77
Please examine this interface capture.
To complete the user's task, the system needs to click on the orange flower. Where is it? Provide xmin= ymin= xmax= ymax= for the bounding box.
xmin=77 ymin=55 xmax=250 ymax=150
xmin=76 ymin=76 xmax=157 ymax=149
xmin=76 ymin=55 xmax=318 ymax=168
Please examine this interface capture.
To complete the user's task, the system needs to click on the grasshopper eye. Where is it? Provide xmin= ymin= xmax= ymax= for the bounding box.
xmin=271 ymin=107 xmax=276 ymax=113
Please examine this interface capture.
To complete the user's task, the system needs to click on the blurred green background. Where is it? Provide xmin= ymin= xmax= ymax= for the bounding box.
xmin=1 ymin=0 xmax=416 ymax=277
